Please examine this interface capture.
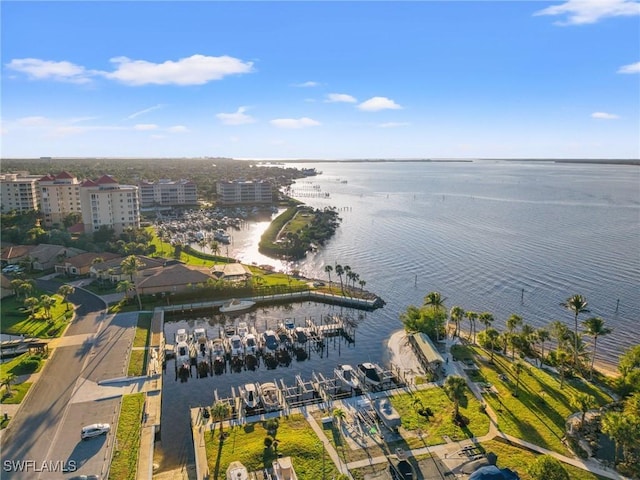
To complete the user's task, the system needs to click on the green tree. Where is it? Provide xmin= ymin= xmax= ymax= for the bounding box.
xmin=449 ymin=306 xmax=465 ymax=338
xmin=570 ymin=392 xmax=596 ymax=429
xmin=478 ymin=311 xmax=494 ymax=332
xmin=39 ymin=294 xmax=56 ymax=321
xmin=505 ymin=314 xmax=523 ymax=359
xmin=120 ymin=255 xmax=144 ymax=310
xmin=512 ymin=360 xmax=525 ymax=397
xmin=23 ymin=296 xmax=40 ymax=317
xmin=117 ymin=280 xmax=134 ymax=301
xmin=334 ymin=264 xmax=345 ymax=294
xmin=332 ymin=407 xmax=346 ymax=425
xmin=324 ymin=264 xmax=333 ymax=287
xmin=527 ymin=455 xmax=569 ymax=480
xmin=211 ymin=401 xmax=231 ymax=438
xmin=601 ymin=411 xmax=627 ymax=464
xmin=2 ymin=373 xmax=17 ymax=396
xmin=17 ymin=280 xmax=35 ymax=300
xmin=443 ymin=375 xmax=467 ymax=421
xmin=485 ymin=328 xmax=501 ymax=363
xmin=582 ymin=316 xmax=612 ymax=381
xmin=57 ymin=284 xmax=75 ymax=311
xmin=562 ymin=294 xmax=589 ymax=369
xmin=423 ymin=291 xmax=447 ymax=312
xmin=618 ymin=345 xmax=640 ymax=395
xmin=465 ymin=311 xmax=478 ymax=343
xmin=535 ymin=328 xmax=551 ymax=367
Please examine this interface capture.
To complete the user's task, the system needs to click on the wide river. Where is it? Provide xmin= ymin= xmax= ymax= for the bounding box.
xmin=157 ymin=160 xmax=639 ymax=470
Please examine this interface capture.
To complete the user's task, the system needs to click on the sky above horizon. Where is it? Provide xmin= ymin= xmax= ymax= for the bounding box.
xmin=2 ymin=1 xmax=639 ymax=160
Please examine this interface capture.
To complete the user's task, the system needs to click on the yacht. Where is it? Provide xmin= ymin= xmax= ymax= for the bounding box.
xmin=236 ymin=321 xmax=250 ymax=338
xmin=226 ymin=461 xmax=249 ymax=480
xmin=334 ymin=364 xmax=361 ymax=390
xmin=374 ymin=397 xmax=401 ymax=431
xmin=262 ymin=329 xmax=279 ymax=354
xmin=243 ymin=332 xmax=258 ymax=356
xmin=175 ymin=328 xmax=191 ymax=366
xmin=358 ymin=362 xmax=384 ymax=387
xmin=229 ymin=334 xmax=244 ymax=358
xmin=259 ymin=382 xmax=281 ymax=412
xmin=272 ymin=456 xmax=298 ymax=480
xmin=220 ymin=298 xmax=256 ymax=313
xmin=240 ymin=383 xmax=259 ymax=410
xmin=193 ymin=327 xmax=211 ymax=358
xmin=291 ymin=326 xmax=308 ymax=344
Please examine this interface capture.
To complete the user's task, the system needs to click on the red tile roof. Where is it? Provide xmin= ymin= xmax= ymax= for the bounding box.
xmin=96 ymin=175 xmax=118 ymax=184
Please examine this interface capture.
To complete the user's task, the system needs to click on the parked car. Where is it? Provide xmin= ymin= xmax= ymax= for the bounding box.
xmin=80 ymin=423 xmax=110 ymax=440
xmin=2 ymin=265 xmax=23 ymax=273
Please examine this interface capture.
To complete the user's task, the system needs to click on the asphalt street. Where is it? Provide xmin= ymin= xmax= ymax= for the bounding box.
xmin=2 ymin=282 xmax=137 ymax=480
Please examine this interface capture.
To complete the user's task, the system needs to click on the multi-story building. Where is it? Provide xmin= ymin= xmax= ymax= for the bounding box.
xmin=38 ymin=171 xmax=82 ymax=227
xmin=79 ymin=175 xmax=140 ymax=235
xmin=138 ymin=179 xmax=197 ymax=208
xmin=0 ymin=172 xmax=41 ymax=213
xmin=216 ymin=180 xmax=273 ymax=205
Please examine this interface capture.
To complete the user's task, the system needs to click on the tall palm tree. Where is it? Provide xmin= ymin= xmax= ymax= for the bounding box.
xmin=117 ymin=280 xmax=134 ymax=301
xmin=562 ymin=294 xmax=589 ymax=369
xmin=582 ymin=317 xmax=612 ymax=381
xmin=358 ymin=279 xmax=366 ymax=292
xmin=465 ymin=311 xmax=478 ymax=343
xmin=600 ymin=411 xmax=627 ymax=464
xmin=557 ymin=349 xmax=570 ymax=389
xmin=449 ymin=306 xmax=465 ymax=338
xmin=17 ymin=280 xmax=34 ymax=300
xmin=39 ymin=294 xmax=56 ymax=321
xmin=535 ymin=328 xmax=551 ymax=367
xmin=2 ymin=373 xmax=16 ymax=395
xmin=550 ymin=320 xmax=571 ymax=354
xmin=332 ymin=407 xmax=346 ymax=425
xmin=334 ymin=264 xmax=345 ymax=294
xmin=443 ymin=375 xmax=467 ymax=421
xmin=324 ymin=265 xmax=333 ymax=287
xmin=478 ymin=312 xmax=494 ymax=332
xmin=57 ymin=284 xmax=75 ymax=311
xmin=512 ymin=360 xmax=525 ymax=397
xmin=506 ymin=314 xmax=523 ymax=360
xmin=211 ymin=401 xmax=231 ymax=438
xmin=121 ymin=255 xmax=144 ymax=310
xmin=485 ymin=328 xmax=501 ymax=363
xmin=423 ymin=291 xmax=447 ymax=312
xmin=24 ymin=296 xmax=40 ymax=317
xmin=570 ymin=392 xmax=596 ymax=429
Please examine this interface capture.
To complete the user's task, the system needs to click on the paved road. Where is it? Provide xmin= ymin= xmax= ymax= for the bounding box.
xmin=2 ymin=282 xmax=137 ymax=480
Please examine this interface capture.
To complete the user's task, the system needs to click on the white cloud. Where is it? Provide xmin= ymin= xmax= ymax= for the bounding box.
xmin=167 ymin=125 xmax=189 ymax=133
xmin=18 ymin=116 xmax=50 ymax=126
xmin=150 ymin=134 xmax=166 ymax=140
xmin=618 ymin=61 xmax=640 ymax=73
xmin=216 ymin=106 xmax=256 ymax=125
xmin=127 ymin=104 xmax=166 ymax=119
xmin=533 ymin=0 xmax=640 ymax=25
xmin=6 ymin=58 xmax=94 ymax=83
xmin=378 ymin=122 xmax=410 ymax=128
xmin=358 ymin=97 xmax=402 ymax=112
xmin=104 ymin=54 xmax=254 ymax=86
xmin=325 ymin=93 xmax=357 ymax=103
xmin=134 ymin=123 xmax=158 ymax=130
xmin=292 ymin=81 xmax=320 ymax=87
xmin=269 ymin=117 xmax=321 ymax=129
xmin=591 ymin=112 xmax=620 ymax=119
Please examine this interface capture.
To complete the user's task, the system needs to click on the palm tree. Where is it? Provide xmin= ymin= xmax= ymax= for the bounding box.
xmin=582 ymin=317 xmax=612 ymax=381
xmin=324 ymin=265 xmax=333 ymax=287
xmin=600 ymin=411 xmax=626 ymax=464
xmin=449 ymin=306 xmax=465 ymax=338
xmin=332 ymin=407 xmax=346 ymax=425
xmin=39 ymin=294 xmax=56 ymax=321
xmin=465 ymin=311 xmax=478 ymax=343
xmin=570 ymin=392 xmax=596 ymax=429
xmin=57 ymin=284 xmax=75 ymax=311
xmin=358 ymin=279 xmax=366 ymax=292
xmin=506 ymin=314 xmax=523 ymax=360
xmin=334 ymin=264 xmax=345 ymax=294
xmin=117 ymin=280 xmax=134 ymax=301
xmin=485 ymin=328 xmax=501 ymax=363
xmin=562 ymin=294 xmax=589 ymax=369
xmin=423 ymin=291 xmax=447 ymax=312
xmin=17 ymin=280 xmax=35 ymax=300
xmin=211 ymin=401 xmax=231 ymax=438
xmin=2 ymin=373 xmax=16 ymax=395
xmin=478 ymin=311 xmax=494 ymax=332
xmin=24 ymin=296 xmax=40 ymax=317
xmin=557 ymin=349 xmax=570 ymax=389
xmin=443 ymin=375 xmax=467 ymax=421
xmin=120 ymin=255 xmax=144 ymax=310
xmin=512 ymin=360 xmax=525 ymax=397
xmin=10 ymin=279 xmax=23 ymax=297
xmin=550 ymin=320 xmax=571 ymax=354
xmin=536 ymin=328 xmax=551 ymax=367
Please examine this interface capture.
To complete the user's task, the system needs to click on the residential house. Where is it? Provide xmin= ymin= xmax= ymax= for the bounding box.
xmin=90 ymin=255 xmax=165 ymax=284
xmin=1 ymin=245 xmax=35 ymax=267
xmin=55 ymin=252 xmax=122 ymax=277
xmin=1 ymin=274 xmax=14 ymax=299
xmin=210 ymin=263 xmax=252 ymax=283
xmin=28 ymin=244 xmax=86 ymax=271
xmin=137 ymin=263 xmax=214 ymax=295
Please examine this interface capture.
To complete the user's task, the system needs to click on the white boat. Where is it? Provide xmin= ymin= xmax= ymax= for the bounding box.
xmin=291 ymin=326 xmax=308 ymax=344
xmin=259 ymin=382 xmax=281 ymax=412
xmin=374 ymin=397 xmax=401 ymax=431
xmin=229 ymin=334 xmax=244 ymax=358
xmin=262 ymin=329 xmax=279 ymax=354
xmin=175 ymin=328 xmax=191 ymax=366
xmin=193 ymin=327 xmax=211 ymax=358
xmin=226 ymin=461 xmax=249 ymax=480
xmin=358 ymin=362 xmax=384 ymax=387
xmin=240 ymin=383 xmax=259 ymax=410
xmin=211 ymin=338 xmax=226 ymax=359
xmin=335 ymin=364 xmax=361 ymax=390
xmin=236 ymin=321 xmax=249 ymax=338
xmin=272 ymin=456 xmax=298 ymax=480
xmin=243 ymin=333 xmax=258 ymax=355
xmin=220 ymin=298 xmax=256 ymax=313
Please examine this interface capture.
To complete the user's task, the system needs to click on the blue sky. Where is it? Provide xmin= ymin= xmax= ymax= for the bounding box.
xmin=2 ymin=1 xmax=639 ymax=159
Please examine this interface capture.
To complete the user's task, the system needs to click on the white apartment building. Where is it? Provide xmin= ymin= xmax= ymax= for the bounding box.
xmin=38 ymin=171 xmax=82 ymax=227
xmin=138 ymin=179 xmax=197 ymax=208
xmin=216 ymin=180 xmax=273 ymax=205
xmin=79 ymin=175 xmax=140 ymax=235
xmin=0 ymin=173 xmax=41 ymax=213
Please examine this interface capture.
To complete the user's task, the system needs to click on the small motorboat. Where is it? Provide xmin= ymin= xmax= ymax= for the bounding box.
xmin=193 ymin=327 xmax=211 ymax=358
xmin=292 ymin=326 xmax=308 ymax=344
xmin=241 ymin=383 xmax=259 ymax=410
xmin=262 ymin=329 xmax=279 ymax=354
xmin=243 ymin=333 xmax=258 ymax=355
xmin=335 ymin=364 xmax=361 ymax=390
xmin=226 ymin=461 xmax=249 ymax=480
xmin=220 ymin=298 xmax=256 ymax=313
xmin=272 ymin=456 xmax=298 ymax=480
xmin=229 ymin=334 xmax=244 ymax=358
xmin=358 ymin=362 xmax=384 ymax=387
xmin=259 ymin=382 xmax=281 ymax=412
xmin=236 ymin=321 xmax=249 ymax=338
xmin=374 ymin=397 xmax=401 ymax=432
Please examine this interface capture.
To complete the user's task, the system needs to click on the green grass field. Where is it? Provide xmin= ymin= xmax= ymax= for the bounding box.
xmin=109 ymin=393 xmax=145 ymax=480
xmin=1 ymin=294 xmax=70 ymax=337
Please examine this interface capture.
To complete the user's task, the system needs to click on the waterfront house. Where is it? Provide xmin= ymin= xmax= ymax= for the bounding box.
xmin=210 ymin=263 xmax=252 ymax=283
xmin=89 ymin=255 xmax=163 ymax=284
xmin=137 ymin=263 xmax=214 ymax=295
xmin=55 ymin=251 xmax=121 ymax=277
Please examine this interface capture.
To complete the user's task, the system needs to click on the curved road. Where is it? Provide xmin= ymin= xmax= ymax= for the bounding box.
xmin=2 ymin=281 xmax=138 ymax=480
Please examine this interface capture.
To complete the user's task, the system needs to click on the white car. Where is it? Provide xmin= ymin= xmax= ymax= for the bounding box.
xmin=80 ymin=423 xmax=110 ymax=440
xmin=2 ymin=265 xmax=22 ymax=273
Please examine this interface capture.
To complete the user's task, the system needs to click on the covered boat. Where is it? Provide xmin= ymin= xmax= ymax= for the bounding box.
xmin=335 ymin=364 xmax=361 ymax=390
xmin=240 ymin=383 xmax=259 ymax=410
xmin=374 ymin=397 xmax=401 ymax=431
xmin=260 ymin=382 xmax=281 ymax=412
xmin=220 ymin=298 xmax=255 ymax=313
xmin=358 ymin=362 xmax=384 ymax=387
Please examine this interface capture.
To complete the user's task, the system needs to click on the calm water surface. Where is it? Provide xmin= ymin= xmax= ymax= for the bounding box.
xmin=156 ymin=160 xmax=640 ymax=470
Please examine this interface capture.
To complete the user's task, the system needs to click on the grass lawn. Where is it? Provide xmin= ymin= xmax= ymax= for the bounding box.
xmin=482 ymin=438 xmax=609 ymax=480
xmin=467 ymin=346 xmax=612 ymax=455
xmin=0 ymin=416 xmax=10 ymax=429
xmin=1 ymin=352 xmax=44 ymax=379
xmin=109 ymin=393 xmax=145 ymax=480
xmin=205 ymin=413 xmax=338 ymax=480
xmin=133 ymin=313 xmax=152 ymax=348
xmin=1 ymin=382 xmax=31 ymax=404
xmin=1 ymin=294 xmax=71 ymax=337
xmin=127 ymin=350 xmax=147 ymax=377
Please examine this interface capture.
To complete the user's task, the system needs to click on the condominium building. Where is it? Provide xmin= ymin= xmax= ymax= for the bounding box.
xmin=0 ymin=172 xmax=41 ymax=213
xmin=38 ymin=171 xmax=82 ymax=227
xmin=216 ymin=180 xmax=273 ymax=205
xmin=79 ymin=175 xmax=140 ymax=235
xmin=138 ymin=179 xmax=197 ymax=208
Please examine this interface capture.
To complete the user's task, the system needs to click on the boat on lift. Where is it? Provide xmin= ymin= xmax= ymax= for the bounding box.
xmin=358 ymin=362 xmax=384 ymax=387
xmin=334 ymin=364 xmax=361 ymax=390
